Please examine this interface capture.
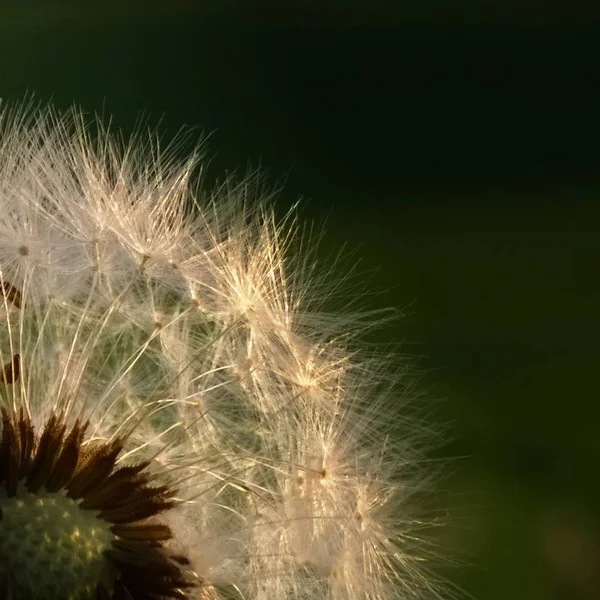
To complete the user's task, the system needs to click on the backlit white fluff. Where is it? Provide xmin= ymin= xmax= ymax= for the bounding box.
xmin=0 ymin=100 xmax=446 ymax=599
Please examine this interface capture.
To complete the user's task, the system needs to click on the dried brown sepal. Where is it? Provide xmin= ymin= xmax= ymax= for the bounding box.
xmin=66 ymin=441 xmax=123 ymax=499
xmin=79 ymin=462 xmax=149 ymax=510
xmin=25 ymin=413 xmax=67 ymax=493
xmin=99 ymin=486 xmax=175 ymax=524
xmin=0 ymin=409 xmax=20 ymax=497
xmin=110 ymin=523 xmax=172 ymax=542
xmin=16 ymin=408 xmax=34 ymax=478
xmin=45 ymin=419 xmax=87 ymax=492
xmin=1 ymin=354 xmax=20 ymax=385
xmin=0 ymin=279 xmax=22 ymax=309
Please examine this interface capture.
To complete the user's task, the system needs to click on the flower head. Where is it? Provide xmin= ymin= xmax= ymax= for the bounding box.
xmin=0 ymin=101 xmax=446 ymax=599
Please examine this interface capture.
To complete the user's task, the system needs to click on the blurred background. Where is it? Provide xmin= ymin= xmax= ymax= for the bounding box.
xmin=1 ymin=2 xmax=599 ymax=598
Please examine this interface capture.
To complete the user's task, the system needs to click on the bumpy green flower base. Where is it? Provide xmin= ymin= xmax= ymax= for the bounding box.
xmin=0 ymin=490 xmax=116 ymax=599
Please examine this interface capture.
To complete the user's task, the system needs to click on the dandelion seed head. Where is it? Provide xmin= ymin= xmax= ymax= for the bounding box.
xmin=0 ymin=100 xmax=451 ymax=599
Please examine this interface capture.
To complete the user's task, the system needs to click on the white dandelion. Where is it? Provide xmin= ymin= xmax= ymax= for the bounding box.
xmin=0 ymin=100 xmax=447 ymax=599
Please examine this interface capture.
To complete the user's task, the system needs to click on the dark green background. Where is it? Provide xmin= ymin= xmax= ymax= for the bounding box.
xmin=1 ymin=2 xmax=599 ymax=598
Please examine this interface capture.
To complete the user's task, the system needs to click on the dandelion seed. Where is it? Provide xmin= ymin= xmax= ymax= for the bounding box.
xmin=0 ymin=101 xmax=450 ymax=599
